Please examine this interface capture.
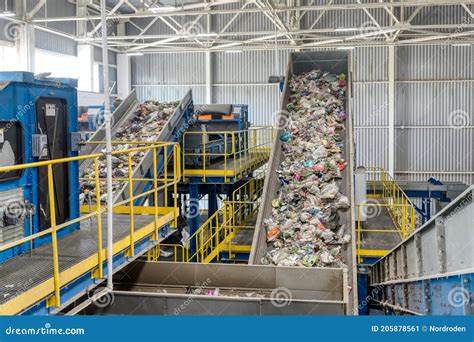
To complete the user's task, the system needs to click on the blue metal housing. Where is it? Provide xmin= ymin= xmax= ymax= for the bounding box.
xmin=0 ymin=71 xmax=79 ymax=262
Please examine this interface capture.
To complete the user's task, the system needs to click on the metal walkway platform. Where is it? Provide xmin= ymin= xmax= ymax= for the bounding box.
xmin=183 ymin=152 xmax=269 ymax=182
xmin=357 ymin=198 xmax=402 ymax=262
xmin=0 ymin=210 xmax=175 ymax=315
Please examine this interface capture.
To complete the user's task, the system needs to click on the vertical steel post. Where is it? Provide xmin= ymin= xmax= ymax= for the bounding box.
xmin=100 ymin=0 xmax=114 ymax=290
xmin=47 ymin=165 xmax=61 ymax=307
xmin=94 ymin=159 xmax=103 ymax=278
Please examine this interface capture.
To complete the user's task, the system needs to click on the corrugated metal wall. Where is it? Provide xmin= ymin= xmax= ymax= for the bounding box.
xmin=7 ymin=0 xmax=469 ymax=187
xmin=29 ymin=0 xmax=77 ymax=55
xmin=131 ymin=45 xmax=473 ymax=185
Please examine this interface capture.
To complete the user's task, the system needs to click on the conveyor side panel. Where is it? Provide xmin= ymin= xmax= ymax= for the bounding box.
xmin=114 ymin=90 xmax=194 ymax=204
xmin=248 ymin=51 xmax=357 ymax=314
xmin=79 ymin=89 xmax=139 ymax=172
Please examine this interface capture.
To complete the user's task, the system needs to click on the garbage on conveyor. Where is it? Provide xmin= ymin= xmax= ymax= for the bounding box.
xmin=261 ymin=70 xmax=351 ymax=268
xmin=80 ymin=101 xmax=179 ymax=204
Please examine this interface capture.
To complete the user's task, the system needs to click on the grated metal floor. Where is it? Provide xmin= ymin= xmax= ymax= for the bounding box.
xmin=0 ymin=214 xmax=155 ymax=305
xmin=359 ymin=198 xmax=402 ymax=251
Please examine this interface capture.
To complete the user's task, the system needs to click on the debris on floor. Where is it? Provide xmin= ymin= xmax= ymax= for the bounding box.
xmin=261 ymin=70 xmax=351 ymax=268
xmin=80 ymin=100 xmax=179 ymax=204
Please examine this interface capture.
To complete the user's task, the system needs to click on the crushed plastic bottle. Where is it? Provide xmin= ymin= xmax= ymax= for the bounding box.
xmin=80 ymin=100 xmax=179 ymax=204
xmin=262 ymin=70 xmax=351 ymax=268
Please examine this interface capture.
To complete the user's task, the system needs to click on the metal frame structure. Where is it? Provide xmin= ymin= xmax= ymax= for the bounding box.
xmin=3 ymin=0 xmax=474 ymax=52
xmin=0 ymin=141 xmax=181 ymax=315
xmin=369 ymin=186 xmax=474 ymax=315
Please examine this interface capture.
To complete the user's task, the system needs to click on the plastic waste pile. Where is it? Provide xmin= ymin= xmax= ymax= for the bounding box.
xmin=261 ymin=70 xmax=351 ymax=268
xmin=80 ymin=100 xmax=179 ymax=204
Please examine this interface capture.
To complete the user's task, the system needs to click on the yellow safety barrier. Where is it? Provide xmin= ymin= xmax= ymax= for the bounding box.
xmin=147 ymin=243 xmax=185 ymax=262
xmin=357 ymin=167 xmax=416 ymax=263
xmin=0 ymin=141 xmax=180 ymax=313
xmin=185 ymin=200 xmax=258 ymax=263
xmin=182 ymin=126 xmax=273 ymax=182
xmin=154 ymin=172 xmax=267 ymax=263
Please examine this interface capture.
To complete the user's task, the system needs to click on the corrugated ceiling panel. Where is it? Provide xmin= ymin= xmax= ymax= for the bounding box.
xmin=214 ymin=50 xmax=288 ymax=84
xmin=398 ymin=45 xmax=474 ymax=80
xmin=396 ymin=82 xmax=474 ymax=126
xmin=131 ymin=52 xmax=206 ymax=85
xmin=35 ymin=30 xmax=76 ymax=56
xmin=134 ymin=85 xmax=206 ymax=104
xmin=395 ymin=128 xmax=473 ymax=173
xmin=353 ymin=47 xmax=388 ymax=81
xmin=213 ymin=85 xmax=280 ymax=126
xmin=355 ymin=128 xmax=389 ymax=170
xmin=353 ymin=82 xmax=389 ymax=126
xmin=212 ymin=2 xmax=275 ymax=33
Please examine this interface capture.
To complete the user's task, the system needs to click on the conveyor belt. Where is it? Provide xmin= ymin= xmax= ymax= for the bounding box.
xmin=114 ymin=90 xmax=194 ymax=204
xmin=248 ymin=51 xmax=357 ymax=314
xmin=79 ymin=89 xmax=140 ymax=173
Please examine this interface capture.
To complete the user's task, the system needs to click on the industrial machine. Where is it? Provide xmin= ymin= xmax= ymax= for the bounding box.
xmin=183 ymin=104 xmax=249 ymax=167
xmin=0 ymin=72 xmax=83 ymax=262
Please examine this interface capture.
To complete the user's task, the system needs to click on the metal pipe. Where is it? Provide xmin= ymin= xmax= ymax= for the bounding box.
xmin=100 ymin=0 xmax=114 ymax=290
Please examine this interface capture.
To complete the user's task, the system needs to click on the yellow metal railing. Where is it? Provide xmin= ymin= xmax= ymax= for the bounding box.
xmin=186 ymin=200 xmax=258 ymax=263
xmin=357 ymin=167 xmax=416 ymax=263
xmin=0 ymin=141 xmax=180 ymax=312
xmin=147 ymin=243 xmax=185 ymax=262
xmin=153 ymin=199 xmax=260 ymax=264
xmin=182 ymin=126 xmax=273 ymax=182
xmin=152 ymin=172 xmax=267 ymax=263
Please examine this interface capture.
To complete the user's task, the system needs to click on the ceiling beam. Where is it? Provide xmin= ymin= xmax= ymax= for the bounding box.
xmin=32 ymin=1 xmax=474 ymax=23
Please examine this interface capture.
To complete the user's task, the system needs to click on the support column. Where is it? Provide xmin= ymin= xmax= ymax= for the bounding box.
xmin=77 ymin=45 xmax=94 ymax=91
xmin=15 ymin=1 xmax=35 ymax=72
xmin=205 ymin=51 xmax=212 ymax=104
xmin=205 ymin=12 xmax=212 ymax=104
xmin=188 ymin=184 xmax=200 ymax=260
xmin=208 ymin=185 xmax=218 ymax=218
xmin=388 ymin=45 xmax=395 ymax=177
xmin=117 ymin=53 xmax=131 ymax=99
xmin=15 ymin=24 xmax=35 ymax=72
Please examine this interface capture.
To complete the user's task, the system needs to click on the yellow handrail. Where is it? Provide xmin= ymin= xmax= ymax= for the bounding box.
xmin=357 ymin=167 xmax=417 ymax=263
xmin=0 ymin=141 xmax=180 ymax=310
xmin=182 ymin=126 xmax=273 ymax=181
xmin=161 ymin=174 xmax=267 ymax=264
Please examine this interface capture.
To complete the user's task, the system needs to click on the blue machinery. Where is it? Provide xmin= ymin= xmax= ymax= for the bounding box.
xmin=0 ymin=72 xmax=82 ymax=262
